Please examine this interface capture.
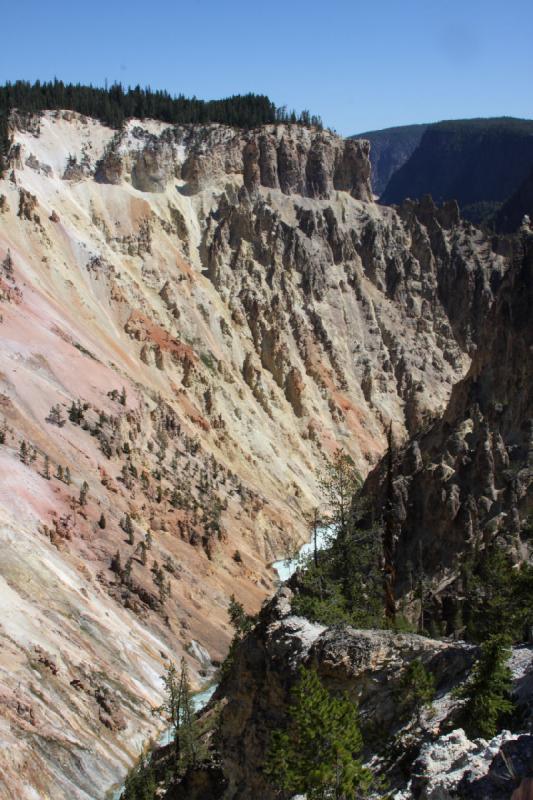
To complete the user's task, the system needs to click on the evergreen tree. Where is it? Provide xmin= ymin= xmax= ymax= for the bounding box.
xmin=43 ymin=454 xmax=51 ymax=479
xmin=219 ymin=595 xmax=256 ymax=680
xmin=98 ymin=513 xmax=106 ymax=529
xmin=110 ymin=550 xmax=122 ymax=575
xmin=228 ymin=594 xmax=255 ymax=636
xmin=19 ymin=440 xmax=28 ymax=464
xmin=64 ymin=465 xmax=71 ymax=485
xmin=455 ymin=635 xmax=514 ymax=739
xmin=124 ymin=557 xmax=133 ymax=584
xmin=382 ymin=425 xmax=398 ymax=622
xmin=139 ymin=540 xmax=147 ymax=566
xmin=463 ymin=542 xmax=533 ymax=643
xmin=122 ymin=754 xmax=156 ymax=800
xmin=122 ymin=513 xmax=135 ymax=544
xmin=153 ymin=658 xmax=201 ymax=780
xmin=320 ymin=448 xmax=361 ymax=547
xmin=266 ymin=666 xmax=373 ymax=799
xmin=79 ymin=480 xmax=89 ymax=505
xmin=397 ymin=658 xmax=435 ymax=724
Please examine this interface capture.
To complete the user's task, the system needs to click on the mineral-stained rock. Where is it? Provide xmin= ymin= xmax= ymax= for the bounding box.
xmin=0 ymin=108 xmax=522 ymax=800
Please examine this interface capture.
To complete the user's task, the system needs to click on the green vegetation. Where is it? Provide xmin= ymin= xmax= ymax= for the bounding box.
xmin=0 ymin=79 xmax=323 ymax=175
xmin=266 ymin=666 xmax=373 ymax=799
xmin=397 ymin=658 xmax=435 ymax=724
xmin=454 ymin=635 xmax=514 ymax=739
xmin=152 ymin=658 xmax=204 ymax=782
xmin=291 ymin=449 xmax=386 ymax=629
xmin=121 ymin=658 xmax=213 ymax=799
xmin=121 ymin=755 xmax=156 ymax=800
xmin=218 ymin=595 xmax=256 ymax=681
xmin=462 ymin=542 xmax=533 ymax=643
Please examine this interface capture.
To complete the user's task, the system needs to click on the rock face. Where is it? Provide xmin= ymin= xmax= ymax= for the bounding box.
xmin=351 ymin=123 xmax=428 ymax=196
xmin=363 ymin=228 xmax=533 ymax=629
xmin=94 ymin=122 xmax=372 ymax=200
xmin=406 ymin=729 xmax=533 ymax=800
xmin=212 ymin=588 xmax=474 ymax=800
xmin=0 ymin=109 xmax=516 ymax=798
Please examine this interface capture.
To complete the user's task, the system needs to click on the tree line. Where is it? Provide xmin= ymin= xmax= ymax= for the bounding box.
xmin=0 ymin=79 xmax=323 ymax=174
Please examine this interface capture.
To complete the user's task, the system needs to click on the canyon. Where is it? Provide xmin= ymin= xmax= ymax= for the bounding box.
xmin=0 ymin=109 xmax=522 ymax=798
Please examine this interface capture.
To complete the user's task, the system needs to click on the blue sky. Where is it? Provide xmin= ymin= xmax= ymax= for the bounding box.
xmin=1 ymin=0 xmax=532 ymax=135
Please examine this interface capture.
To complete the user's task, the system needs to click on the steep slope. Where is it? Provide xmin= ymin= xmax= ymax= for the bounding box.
xmin=0 ymin=110 xmax=508 ymax=798
xmin=380 ymin=118 xmax=533 ymax=224
xmin=351 ymin=123 xmax=428 ymax=196
xmin=160 ymin=224 xmax=533 ymax=800
xmin=364 ymin=223 xmax=533 ymax=628
xmin=496 ymin=165 xmax=533 ymax=233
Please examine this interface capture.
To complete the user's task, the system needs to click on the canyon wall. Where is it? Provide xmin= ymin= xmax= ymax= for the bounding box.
xmin=0 ymin=109 xmax=510 ymax=798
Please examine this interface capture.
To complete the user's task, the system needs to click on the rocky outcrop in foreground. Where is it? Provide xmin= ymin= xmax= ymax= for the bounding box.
xmin=407 ymin=729 xmax=533 ymax=800
xmin=210 ymin=588 xmax=474 ymax=799
xmin=172 ymin=590 xmax=533 ymax=799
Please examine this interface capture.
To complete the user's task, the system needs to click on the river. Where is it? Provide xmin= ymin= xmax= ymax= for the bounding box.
xmin=111 ymin=526 xmax=330 ymax=798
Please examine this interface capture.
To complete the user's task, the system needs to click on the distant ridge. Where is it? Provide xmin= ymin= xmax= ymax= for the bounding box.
xmin=371 ymin=116 xmax=533 ymax=227
xmin=351 ymin=123 xmax=428 ymax=195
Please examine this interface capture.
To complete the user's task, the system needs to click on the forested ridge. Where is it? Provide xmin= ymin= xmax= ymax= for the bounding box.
xmin=0 ymin=78 xmax=322 ymax=173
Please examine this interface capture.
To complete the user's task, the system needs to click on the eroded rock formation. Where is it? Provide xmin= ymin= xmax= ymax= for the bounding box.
xmin=0 ymin=109 xmax=518 ymax=798
xmin=363 ymin=228 xmax=533 ymax=629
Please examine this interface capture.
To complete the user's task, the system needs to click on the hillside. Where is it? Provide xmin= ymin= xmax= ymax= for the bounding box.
xmin=351 ymin=122 xmax=428 ymax=195
xmin=497 ymin=165 xmax=533 ymax=232
xmin=0 ymin=107 xmax=512 ymax=798
xmin=380 ymin=117 xmax=533 ymax=225
xmin=161 ymin=220 xmax=533 ymax=800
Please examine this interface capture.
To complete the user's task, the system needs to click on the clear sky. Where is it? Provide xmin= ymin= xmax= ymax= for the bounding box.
xmin=1 ymin=0 xmax=532 ymax=136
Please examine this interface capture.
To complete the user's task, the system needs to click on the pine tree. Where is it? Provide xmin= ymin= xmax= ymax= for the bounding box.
xmin=153 ymin=658 xmax=201 ymax=779
xmin=110 ymin=550 xmax=122 ymax=575
xmin=397 ymin=658 xmax=435 ymax=724
xmin=463 ymin=542 xmax=533 ymax=643
xmin=139 ymin=540 xmax=147 ymax=566
xmin=48 ymin=404 xmax=65 ymax=427
xmin=43 ymin=454 xmax=51 ymax=479
xmin=455 ymin=635 xmax=514 ymax=739
xmin=122 ymin=754 xmax=156 ymax=800
xmin=320 ymin=448 xmax=361 ymax=547
xmin=79 ymin=480 xmax=89 ymax=506
xmin=124 ymin=557 xmax=133 ymax=584
xmin=121 ymin=513 xmax=135 ymax=544
xmin=228 ymin=594 xmax=254 ymax=636
xmin=56 ymin=464 xmax=63 ymax=481
xmin=98 ymin=513 xmax=106 ymax=529
xmin=266 ymin=666 xmax=373 ymax=799
xmin=382 ymin=424 xmax=398 ymax=623
xmin=19 ymin=440 xmax=28 ymax=464
xmin=64 ymin=466 xmax=71 ymax=485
